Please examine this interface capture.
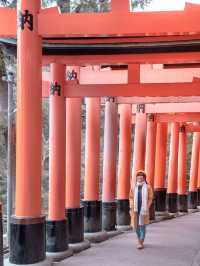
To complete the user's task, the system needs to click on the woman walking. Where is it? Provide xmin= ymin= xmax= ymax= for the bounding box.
xmin=129 ymin=170 xmax=153 ymax=249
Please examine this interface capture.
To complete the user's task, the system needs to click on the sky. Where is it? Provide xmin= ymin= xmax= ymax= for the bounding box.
xmin=135 ymin=0 xmax=200 ymax=11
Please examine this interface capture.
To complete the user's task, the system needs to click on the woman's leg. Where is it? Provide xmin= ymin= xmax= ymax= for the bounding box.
xmin=136 ymin=226 xmax=143 ymax=248
xmin=140 ymin=225 xmax=146 ymax=247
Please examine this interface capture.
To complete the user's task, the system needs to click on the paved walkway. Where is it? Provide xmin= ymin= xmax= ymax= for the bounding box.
xmin=59 ymin=212 xmax=200 ymax=266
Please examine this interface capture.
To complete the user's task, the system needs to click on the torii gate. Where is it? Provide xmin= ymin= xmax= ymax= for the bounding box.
xmin=1 ymin=0 xmax=200 ymax=265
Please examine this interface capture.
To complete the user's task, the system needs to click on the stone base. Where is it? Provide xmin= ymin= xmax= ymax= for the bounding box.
xmin=149 ymin=200 xmax=155 ymax=221
xmin=69 ymin=239 xmax=91 ymax=254
xmin=166 ymin=193 xmax=178 ymax=213
xmin=84 ymin=231 xmax=109 ymax=243
xmin=106 ymin=230 xmax=124 ymax=238
xmin=46 ymin=219 xmax=69 ymax=253
xmin=4 ymin=257 xmax=52 ymax=266
xmin=178 ymin=194 xmax=188 ymax=212
xmin=102 ymin=201 xmax=117 ymax=231
xmin=197 ymin=188 xmax=200 ymax=206
xmin=116 ymin=225 xmax=132 ymax=231
xmin=82 ymin=200 xmax=102 ymax=233
xmin=188 ymin=191 xmax=197 ymax=209
xmin=155 ymin=211 xmax=169 ymax=217
xmin=66 ymin=207 xmax=84 ymax=243
xmin=46 ymin=249 xmax=73 ymax=262
xmin=9 ymin=216 xmax=46 ymax=265
xmin=154 ymin=188 xmax=167 ymax=212
xmin=116 ymin=199 xmax=130 ymax=226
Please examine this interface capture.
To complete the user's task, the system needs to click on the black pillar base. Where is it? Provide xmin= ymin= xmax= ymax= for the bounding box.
xmin=166 ymin=193 xmax=178 ymax=213
xmin=46 ymin=219 xmax=69 ymax=253
xmin=149 ymin=200 xmax=155 ymax=220
xmin=197 ymin=188 xmax=200 ymax=206
xmin=82 ymin=200 xmax=102 ymax=233
xmin=102 ymin=201 xmax=116 ymax=231
xmin=188 ymin=191 xmax=197 ymax=209
xmin=154 ymin=188 xmax=167 ymax=212
xmin=66 ymin=207 xmax=84 ymax=244
xmin=9 ymin=216 xmax=46 ymax=265
xmin=0 ymin=204 xmax=3 ymax=266
xmin=178 ymin=194 xmax=188 ymax=212
xmin=116 ymin=199 xmax=130 ymax=226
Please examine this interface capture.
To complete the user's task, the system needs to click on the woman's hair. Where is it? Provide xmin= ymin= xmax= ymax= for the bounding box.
xmin=136 ymin=170 xmax=148 ymax=184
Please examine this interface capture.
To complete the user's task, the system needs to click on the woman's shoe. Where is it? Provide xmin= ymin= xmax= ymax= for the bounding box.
xmin=137 ymin=244 xmax=143 ymax=249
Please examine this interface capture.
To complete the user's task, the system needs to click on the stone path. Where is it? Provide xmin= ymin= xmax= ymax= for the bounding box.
xmin=58 ymin=212 xmax=200 ymax=266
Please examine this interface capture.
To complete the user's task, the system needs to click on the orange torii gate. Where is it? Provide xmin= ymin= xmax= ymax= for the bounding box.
xmin=1 ymin=0 xmax=200 ymax=265
xmin=129 ymin=104 xmax=200 ymax=214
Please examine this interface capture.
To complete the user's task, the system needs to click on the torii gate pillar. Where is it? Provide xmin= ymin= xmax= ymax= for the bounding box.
xmin=8 ymin=1 xmax=48 ymax=265
xmin=188 ymin=132 xmax=200 ymax=209
xmin=102 ymin=98 xmax=118 ymax=231
xmin=167 ymin=122 xmax=179 ymax=213
xmin=154 ymin=123 xmax=168 ymax=212
xmin=177 ymin=125 xmax=188 ymax=212
xmin=65 ymin=98 xmax=84 ymax=244
xmin=132 ymin=104 xmax=147 ymax=183
xmin=82 ymin=98 xmax=107 ymax=240
xmin=46 ymin=63 xmax=72 ymax=259
xmin=117 ymin=104 xmax=132 ymax=228
xmin=145 ymin=114 xmax=156 ymax=220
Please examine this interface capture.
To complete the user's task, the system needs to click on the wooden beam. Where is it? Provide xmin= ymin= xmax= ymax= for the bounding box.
xmin=0 ymin=8 xmax=16 ymax=37
xmin=155 ymin=113 xmax=200 ymax=123
xmin=42 ymin=81 xmax=200 ymax=98
xmin=42 ymin=52 xmax=200 ymax=66
xmin=38 ymin=4 xmax=200 ymax=37
xmin=185 ymin=123 xmax=200 ymax=132
xmin=1 ymin=3 xmax=200 ymax=39
xmin=131 ymin=114 xmax=200 ymax=123
xmin=132 ymin=103 xmax=200 ymax=113
xmin=116 ymin=96 xmax=200 ymax=104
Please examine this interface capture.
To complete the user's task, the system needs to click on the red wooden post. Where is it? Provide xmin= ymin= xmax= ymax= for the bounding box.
xmin=188 ymin=132 xmax=200 ymax=209
xmin=83 ymin=98 xmax=102 ymax=233
xmin=132 ymin=104 xmax=147 ymax=185
xmin=65 ymin=97 xmax=84 ymax=243
xmin=154 ymin=123 xmax=168 ymax=212
xmin=167 ymin=122 xmax=179 ymax=213
xmin=10 ymin=1 xmax=46 ymax=264
xmin=145 ymin=114 xmax=156 ymax=219
xmin=46 ymin=63 xmax=71 ymax=258
xmin=177 ymin=125 xmax=188 ymax=212
xmin=117 ymin=104 xmax=132 ymax=227
xmin=102 ymin=98 xmax=118 ymax=231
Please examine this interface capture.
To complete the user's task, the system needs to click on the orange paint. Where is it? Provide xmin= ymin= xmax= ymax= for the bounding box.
xmin=117 ymin=104 xmax=132 ymax=199
xmin=48 ymin=63 xmax=66 ymax=220
xmin=132 ymin=106 xmax=147 ymax=184
xmin=15 ymin=0 xmax=42 ymax=217
xmin=167 ymin=122 xmax=179 ymax=193
xmin=111 ymin=0 xmax=130 ymax=13
xmin=65 ymin=98 xmax=82 ymax=208
xmin=177 ymin=126 xmax=187 ymax=195
xmin=154 ymin=123 xmax=168 ymax=189
xmin=84 ymin=98 xmax=100 ymax=201
xmin=145 ymin=114 xmax=156 ymax=188
xmin=42 ymin=52 xmax=200 ymax=66
xmin=189 ymin=132 xmax=200 ymax=192
xmin=38 ymin=4 xmax=200 ymax=37
xmin=102 ymin=100 xmax=117 ymax=201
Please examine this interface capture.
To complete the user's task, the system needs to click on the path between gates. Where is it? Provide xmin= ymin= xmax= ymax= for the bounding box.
xmin=58 ymin=212 xmax=200 ymax=266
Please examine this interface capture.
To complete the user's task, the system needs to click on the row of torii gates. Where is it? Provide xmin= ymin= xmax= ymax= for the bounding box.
xmin=2 ymin=0 xmax=200 ymax=265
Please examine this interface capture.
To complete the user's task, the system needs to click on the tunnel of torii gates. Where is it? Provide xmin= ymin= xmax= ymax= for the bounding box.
xmin=2 ymin=0 xmax=200 ymax=265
